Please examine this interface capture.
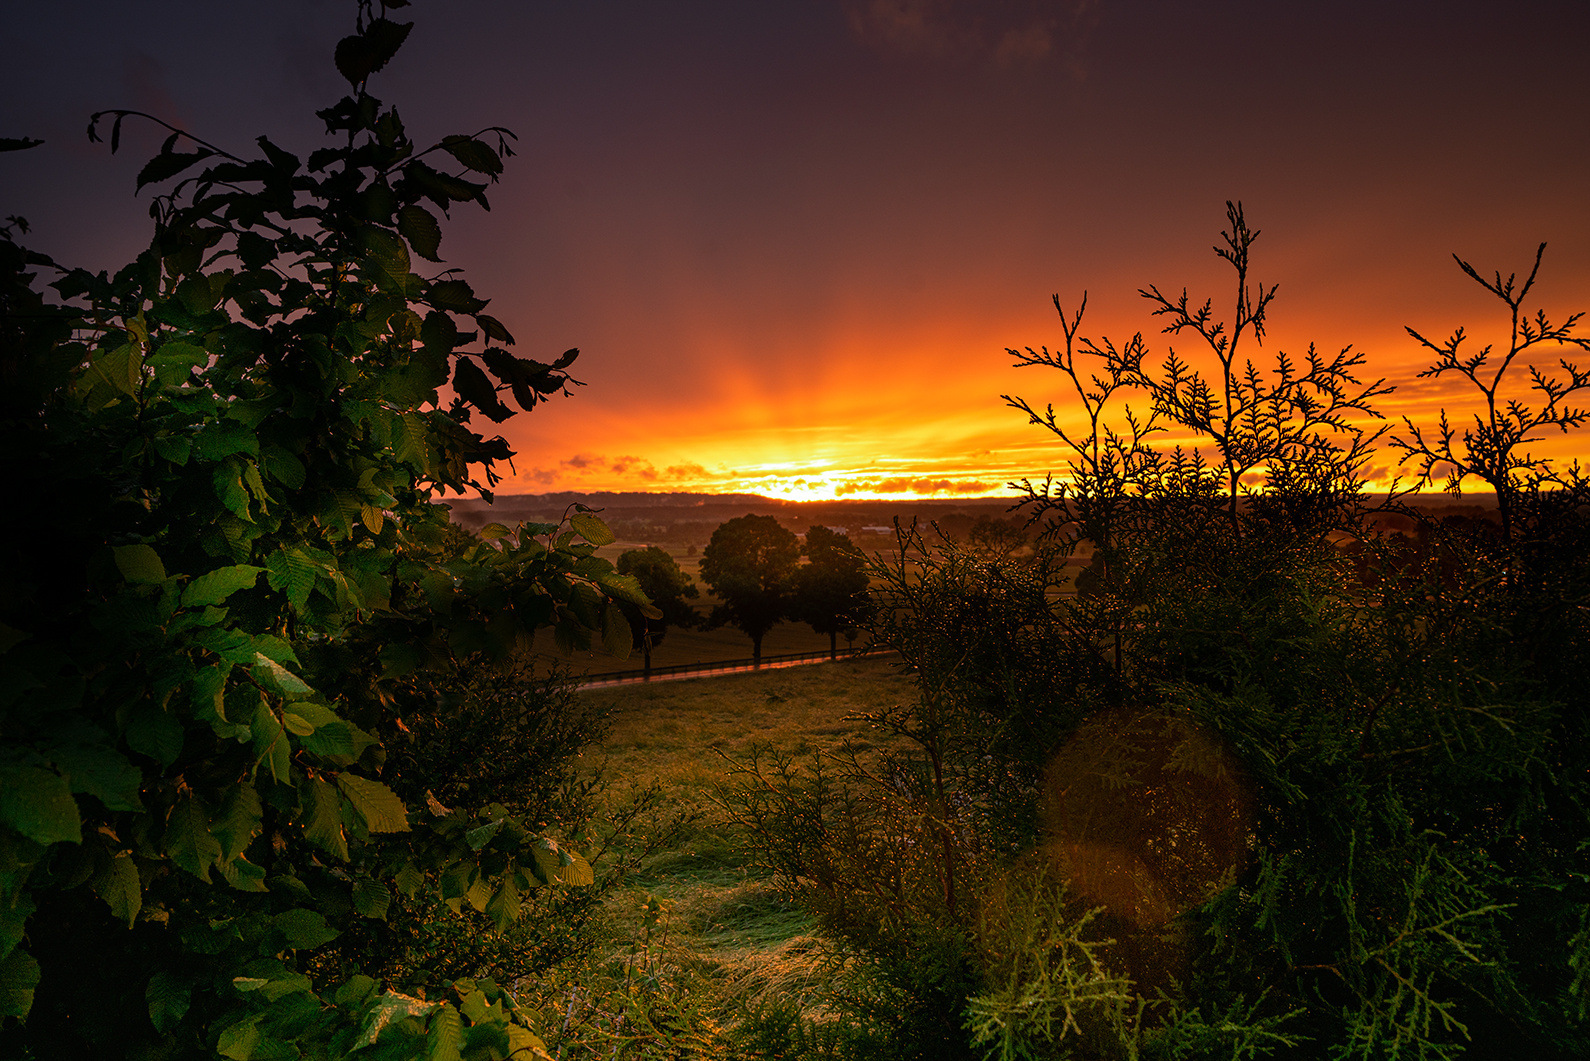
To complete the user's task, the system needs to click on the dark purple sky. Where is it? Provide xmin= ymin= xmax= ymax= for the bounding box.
xmin=6 ymin=1 xmax=1588 ymax=497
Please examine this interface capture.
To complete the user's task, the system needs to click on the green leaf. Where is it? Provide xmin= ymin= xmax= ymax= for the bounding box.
xmin=113 ymin=544 xmax=167 ymax=584
xmin=273 ymin=907 xmax=340 ymax=950
xmin=353 ymin=877 xmax=391 ymax=920
xmin=53 ymin=743 xmax=144 ymax=811
xmin=212 ymin=782 xmax=262 ymax=862
xmin=485 ymin=875 xmax=520 ymax=932
xmin=126 ymin=702 xmax=185 ymax=768
xmin=146 ymin=969 xmax=191 ymax=1033
xmin=570 ymin=511 xmax=615 ymax=547
xmin=147 ymin=339 xmax=208 ymax=368
xmin=0 ymin=764 xmax=81 ymax=845
xmin=303 ymin=777 xmax=349 ymax=860
xmin=92 ymin=852 xmax=142 ymax=926
xmin=357 ymin=991 xmax=436 ymax=1050
xmin=164 ymin=790 xmax=221 ymax=882
xmin=251 ymin=653 xmax=312 ymax=697
xmin=465 ymin=819 xmax=504 ymax=851
xmin=263 ymin=447 xmax=306 ymax=489
xmin=250 ymin=705 xmax=291 ymax=785
xmin=427 ymin=1002 xmax=464 ymax=1061
xmin=216 ymin=1016 xmax=262 ymax=1060
xmin=397 ymin=205 xmax=443 ymax=262
xmin=0 ymin=948 xmax=41 ymax=1020
xmin=603 ymin=603 xmax=632 ymax=660
xmin=336 ymin=774 xmax=409 ymax=834
xmin=266 ymin=548 xmax=317 ymax=612
xmin=182 ymin=564 xmax=263 ymax=608
xmin=360 ymin=224 xmax=411 ymax=282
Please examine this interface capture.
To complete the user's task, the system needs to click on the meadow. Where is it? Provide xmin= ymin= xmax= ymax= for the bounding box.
xmin=520 ymin=657 xmax=918 ymax=1054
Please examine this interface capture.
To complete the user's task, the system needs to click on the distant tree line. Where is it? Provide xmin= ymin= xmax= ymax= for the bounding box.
xmin=607 ymin=516 xmax=875 ymax=672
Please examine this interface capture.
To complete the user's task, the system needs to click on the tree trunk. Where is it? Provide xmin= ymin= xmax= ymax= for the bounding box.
xmin=829 ymin=630 xmax=837 ymax=659
xmin=752 ymin=633 xmax=763 ymax=668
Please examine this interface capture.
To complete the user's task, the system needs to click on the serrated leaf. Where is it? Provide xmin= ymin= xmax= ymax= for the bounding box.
xmin=164 ymin=790 xmax=221 ymax=882
xmin=485 ymin=874 xmax=520 ymax=932
xmin=559 ymin=851 xmax=595 ymax=887
xmin=53 ymin=743 xmax=144 ymax=812
xmin=147 ymin=340 xmax=208 ymax=368
xmin=451 ymin=356 xmax=512 ymax=422
xmin=440 ymin=136 xmax=504 ymax=177
xmin=126 ymin=702 xmax=185 ymax=768
xmin=251 ymin=705 xmax=291 ymax=785
xmin=569 ymin=511 xmax=614 ymax=547
xmin=263 ymin=447 xmax=306 ymax=489
xmin=251 ymin=653 xmax=312 ymax=696
xmin=113 ymin=544 xmax=167 ymax=584
xmin=182 ymin=564 xmax=263 ymax=608
xmin=93 ymin=852 xmax=142 ymax=926
xmin=465 ymin=819 xmax=504 ymax=851
xmin=266 ymin=548 xmax=317 ymax=612
xmin=146 ymin=969 xmax=191 ymax=1033
xmin=603 ymin=603 xmax=632 ymax=660
xmin=273 ymin=907 xmax=340 ymax=950
xmin=136 ymin=149 xmax=213 ymax=192
xmin=427 ymin=1002 xmax=464 ymax=1061
xmin=427 ymin=279 xmax=488 ymax=314
xmin=303 ymin=777 xmax=349 ymax=860
xmin=337 ymin=774 xmax=409 ymax=833
xmin=396 ymin=204 xmax=443 ymax=262
xmin=0 ymin=764 xmax=81 ymax=846
xmin=353 ymin=877 xmax=391 ymax=920
xmin=212 ymin=782 xmax=262 ymax=862
xmin=357 ymin=992 xmax=436 ymax=1050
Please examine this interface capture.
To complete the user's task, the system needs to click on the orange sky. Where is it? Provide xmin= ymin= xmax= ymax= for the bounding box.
xmin=8 ymin=1 xmax=1590 ymax=501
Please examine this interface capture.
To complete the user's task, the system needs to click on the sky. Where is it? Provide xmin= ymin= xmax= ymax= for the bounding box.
xmin=5 ymin=1 xmax=1589 ymax=500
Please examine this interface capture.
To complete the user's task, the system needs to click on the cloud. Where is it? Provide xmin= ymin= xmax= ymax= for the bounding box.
xmin=843 ymin=0 xmax=1097 ymax=71
xmin=562 ymin=453 xmax=601 ymax=469
xmin=610 ymin=455 xmax=659 ymax=480
xmin=664 ymin=462 xmax=717 ymax=480
xmin=836 ymin=476 xmax=993 ymax=495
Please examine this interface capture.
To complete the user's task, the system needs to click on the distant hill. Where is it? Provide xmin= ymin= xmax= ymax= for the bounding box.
xmin=438 ymin=491 xmax=1025 ymax=549
xmin=437 ymin=490 xmax=1498 ymax=551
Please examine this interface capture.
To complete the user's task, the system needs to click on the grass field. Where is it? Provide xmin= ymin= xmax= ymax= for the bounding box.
xmin=523 ymin=656 xmax=918 ymax=1053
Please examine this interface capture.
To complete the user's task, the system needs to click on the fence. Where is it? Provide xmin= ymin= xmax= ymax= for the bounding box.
xmin=578 ymin=646 xmax=895 ymax=689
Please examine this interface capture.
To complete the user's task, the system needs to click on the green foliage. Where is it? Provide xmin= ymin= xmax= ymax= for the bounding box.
xmin=700 ymin=514 xmax=801 ymax=665
xmin=616 ymin=546 xmax=699 ymax=674
xmin=724 ymin=205 xmax=1590 ymax=1060
xmin=0 ymin=5 xmax=646 ymax=1057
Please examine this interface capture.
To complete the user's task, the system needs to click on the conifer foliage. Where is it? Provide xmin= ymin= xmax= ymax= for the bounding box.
xmin=0 ymin=3 xmax=648 ymax=1056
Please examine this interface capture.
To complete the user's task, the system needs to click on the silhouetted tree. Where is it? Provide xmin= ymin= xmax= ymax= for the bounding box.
xmin=790 ymin=525 xmax=874 ymax=658
xmin=616 ymin=546 xmax=699 ymax=677
xmin=700 ymin=514 xmax=799 ymax=666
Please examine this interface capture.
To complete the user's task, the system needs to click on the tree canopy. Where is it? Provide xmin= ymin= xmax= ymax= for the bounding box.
xmin=616 ymin=546 xmax=698 ymax=675
xmin=699 ymin=514 xmax=800 ymax=666
xmin=789 ymin=525 xmax=873 ymax=658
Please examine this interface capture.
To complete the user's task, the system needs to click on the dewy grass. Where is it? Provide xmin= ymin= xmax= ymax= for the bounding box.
xmin=522 ymin=656 xmax=916 ymax=1050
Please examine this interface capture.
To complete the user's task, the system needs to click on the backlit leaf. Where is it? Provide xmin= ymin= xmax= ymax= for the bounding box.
xmin=303 ymin=777 xmax=348 ymax=860
xmin=182 ymin=564 xmax=263 ymax=608
xmin=92 ymin=852 xmax=141 ymax=926
xmin=113 ymin=543 xmax=166 ymax=584
xmin=353 ymin=877 xmax=391 ymax=920
xmin=427 ymin=1002 xmax=463 ymax=1061
xmin=337 ymin=774 xmax=409 ymax=834
xmin=570 ymin=511 xmax=615 ymax=547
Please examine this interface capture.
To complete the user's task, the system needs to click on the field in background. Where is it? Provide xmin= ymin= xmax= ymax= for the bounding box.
xmin=533 ymin=656 xmax=917 ymax=1043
